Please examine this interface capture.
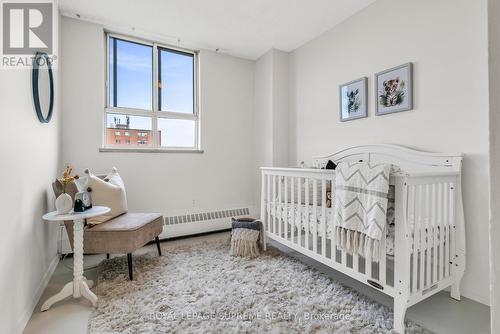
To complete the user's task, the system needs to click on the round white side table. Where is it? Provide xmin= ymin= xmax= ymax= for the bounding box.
xmin=41 ymin=206 xmax=110 ymax=311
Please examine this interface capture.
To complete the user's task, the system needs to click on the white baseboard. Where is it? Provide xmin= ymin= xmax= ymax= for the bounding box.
xmin=15 ymin=254 xmax=60 ymax=334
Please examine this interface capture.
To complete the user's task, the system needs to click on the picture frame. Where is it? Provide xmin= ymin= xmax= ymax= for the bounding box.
xmin=375 ymin=62 xmax=413 ymax=115
xmin=339 ymin=77 xmax=368 ymax=122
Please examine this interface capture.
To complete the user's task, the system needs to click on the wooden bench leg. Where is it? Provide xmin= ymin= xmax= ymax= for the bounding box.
xmin=155 ymin=236 xmax=162 ymax=256
xmin=127 ymin=253 xmax=133 ymax=280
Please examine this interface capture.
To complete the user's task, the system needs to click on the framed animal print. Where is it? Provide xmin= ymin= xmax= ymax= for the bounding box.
xmin=339 ymin=77 xmax=368 ymax=122
xmin=375 ymin=63 xmax=413 ymax=115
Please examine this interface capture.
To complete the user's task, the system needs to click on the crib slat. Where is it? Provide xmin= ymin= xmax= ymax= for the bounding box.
xmin=414 ymin=185 xmax=422 ymax=291
xmin=321 ymin=179 xmax=327 ymax=257
xmin=419 ymin=186 xmax=425 ymax=291
xmin=449 ymin=183 xmax=456 ymax=278
xmin=266 ymin=175 xmax=271 ymax=233
xmin=438 ymin=183 xmax=444 ymax=281
xmin=352 ymin=252 xmax=358 ymax=272
xmin=260 ymin=173 xmax=266 ymax=248
xmin=290 ymin=177 xmax=295 ymax=243
xmin=426 ymin=185 xmax=432 ymax=288
xmin=333 ymin=171 xmax=346 ymax=268
xmin=341 ymin=250 xmax=347 ymax=268
xmin=312 ymin=179 xmax=318 ymax=254
xmin=366 ymin=249 xmax=372 ymax=279
xmin=444 ymin=226 xmax=449 ymax=278
xmin=284 ymin=176 xmax=289 ymax=241
xmin=411 ymin=185 xmax=419 ymax=292
xmin=329 ymin=176 xmax=337 ymax=263
xmin=432 ymin=184 xmax=438 ymax=285
xmin=272 ymin=176 xmax=277 ymax=234
xmin=297 ymin=177 xmax=302 ymax=247
xmin=278 ymin=176 xmax=282 ymax=238
xmin=408 ymin=185 xmax=416 ymax=293
xmin=444 ymin=183 xmax=450 ymax=278
xmin=305 ymin=178 xmax=310 ymax=250
xmin=380 ymin=223 xmax=387 ymax=285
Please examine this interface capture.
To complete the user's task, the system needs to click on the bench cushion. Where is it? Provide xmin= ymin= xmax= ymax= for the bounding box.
xmin=83 ymin=213 xmax=163 ymax=254
xmin=89 ymin=213 xmax=161 ymax=232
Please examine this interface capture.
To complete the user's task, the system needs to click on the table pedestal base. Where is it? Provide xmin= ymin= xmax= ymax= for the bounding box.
xmin=41 ymin=218 xmax=98 ymax=311
xmin=41 ymin=278 xmax=96 ymax=311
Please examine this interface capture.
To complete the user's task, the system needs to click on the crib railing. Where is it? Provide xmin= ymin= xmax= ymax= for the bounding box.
xmin=261 ymin=167 xmax=462 ymax=302
xmin=261 ymin=168 xmax=334 ymax=254
xmin=404 ymin=176 xmax=460 ymax=305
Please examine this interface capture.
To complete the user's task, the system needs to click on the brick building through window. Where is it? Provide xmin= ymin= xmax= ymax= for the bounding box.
xmin=106 ymin=116 xmax=161 ymax=147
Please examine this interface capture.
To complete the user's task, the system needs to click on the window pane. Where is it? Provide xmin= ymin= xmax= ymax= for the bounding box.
xmin=157 ymin=118 xmax=195 ymax=147
xmin=106 ymin=114 xmax=153 ymax=147
xmin=109 ymin=37 xmax=152 ymax=110
xmin=108 ymin=37 xmax=114 ymax=106
xmin=159 ymin=49 xmax=194 ymax=114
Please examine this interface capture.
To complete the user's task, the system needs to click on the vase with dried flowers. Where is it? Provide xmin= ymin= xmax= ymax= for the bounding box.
xmin=55 ymin=165 xmax=79 ymax=214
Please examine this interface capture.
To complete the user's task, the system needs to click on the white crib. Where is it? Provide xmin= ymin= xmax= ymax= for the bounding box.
xmin=260 ymin=144 xmax=465 ymax=333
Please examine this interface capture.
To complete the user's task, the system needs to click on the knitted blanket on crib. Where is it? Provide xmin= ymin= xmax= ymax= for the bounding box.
xmin=334 ymin=161 xmax=391 ymax=262
xmin=230 ymin=218 xmax=262 ymax=258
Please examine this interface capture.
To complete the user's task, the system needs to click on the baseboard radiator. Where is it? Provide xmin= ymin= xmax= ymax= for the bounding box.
xmin=164 ymin=208 xmax=250 ymax=225
xmin=160 ymin=207 xmax=254 ymax=239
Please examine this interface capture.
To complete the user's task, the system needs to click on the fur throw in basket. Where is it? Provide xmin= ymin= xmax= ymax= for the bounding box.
xmin=230 ymin=218 xmax=263 ymax=257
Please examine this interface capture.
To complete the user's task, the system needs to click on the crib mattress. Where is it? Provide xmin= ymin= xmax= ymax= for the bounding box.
xmin=267 ymin=203 xmax=440 ymax=257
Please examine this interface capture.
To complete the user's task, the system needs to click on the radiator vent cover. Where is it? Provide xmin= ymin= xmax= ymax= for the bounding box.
xmin=164 ymin=208 xmax=250 ymax=225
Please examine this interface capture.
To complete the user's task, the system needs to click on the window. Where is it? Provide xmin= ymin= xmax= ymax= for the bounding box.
xmin=105 ymin=33 xmax=199 ymax=150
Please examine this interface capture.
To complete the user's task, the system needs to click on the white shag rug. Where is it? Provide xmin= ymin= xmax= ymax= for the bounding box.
xmin=88 ymin=234 xmax=431 ymax=334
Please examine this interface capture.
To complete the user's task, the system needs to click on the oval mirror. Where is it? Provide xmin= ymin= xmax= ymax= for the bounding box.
xmin=32 ymin=52 xmax=54 ymax=123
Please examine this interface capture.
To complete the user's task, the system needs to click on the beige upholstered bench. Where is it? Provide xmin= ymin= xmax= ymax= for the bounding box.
xmin=53 ymin=181 xmax=163 ymax=280
xmin=63 ymin=213 xmax=163 ymax=280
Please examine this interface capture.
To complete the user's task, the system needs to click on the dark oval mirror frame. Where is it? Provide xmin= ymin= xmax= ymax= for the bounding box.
xmin=32 ymin=52 xmax=54 ymax=123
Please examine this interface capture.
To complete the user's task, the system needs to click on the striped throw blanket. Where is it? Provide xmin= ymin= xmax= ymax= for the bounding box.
xmin=334 ymin=161 xmax=391 ymax=261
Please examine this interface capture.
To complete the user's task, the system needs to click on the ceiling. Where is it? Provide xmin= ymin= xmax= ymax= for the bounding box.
xmin=59 ymin=0 xmax=375 ymax=60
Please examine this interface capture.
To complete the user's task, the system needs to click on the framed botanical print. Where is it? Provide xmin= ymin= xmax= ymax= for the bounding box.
xmin=339 ymin=77 xmax=368 ymax=122
xmin=375 ymin=63 xmax=413 ymax=115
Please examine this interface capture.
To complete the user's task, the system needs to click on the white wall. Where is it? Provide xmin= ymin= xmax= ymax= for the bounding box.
xmin=254 ymin=51 xmax=274 ymax=172
xmin=0 ymin=20 xmax=61 ymax=334
xmin=60 ymin=18 xmax=255 ymax=221
xmin=272 ymin=50 xmax=290 ymax=167
xmin=253 ymin=49 xmax=290 ymax=204
xmin=488 ymin=0 xmax=500 ymax=329
xmin=254 ymin=49 xmax=289 ymax=168
xmin=288 ymin=0 xmax=490 ymax=305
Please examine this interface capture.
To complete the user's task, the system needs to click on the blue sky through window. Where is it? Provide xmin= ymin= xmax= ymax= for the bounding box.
xmin=115 ymin=39 xmax=152 ymax=110
xmin=159 ymin=49 xmax=194 ymax=113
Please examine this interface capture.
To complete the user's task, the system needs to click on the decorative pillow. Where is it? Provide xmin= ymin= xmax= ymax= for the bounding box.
xmin=86 ymin=167 xmax=128 ymax=224
xmin=104 ymin=167 xmax=127 ymax=197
